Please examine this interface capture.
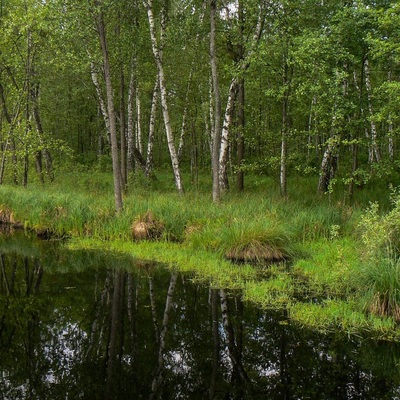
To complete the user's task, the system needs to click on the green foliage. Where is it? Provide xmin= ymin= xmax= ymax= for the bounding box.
xmin=359 ymin=186 xmax=400 ymax=260
xmin=354 ymin=186 xmax=400 ymax=322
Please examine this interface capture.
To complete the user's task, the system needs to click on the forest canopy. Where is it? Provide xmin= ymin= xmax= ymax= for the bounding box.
xmin=0 ymin=0 xmax=399 ymax=205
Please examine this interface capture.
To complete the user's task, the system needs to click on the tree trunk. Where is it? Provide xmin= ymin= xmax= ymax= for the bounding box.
xmin=318 ymin=129 xmax=338 ymax=193
xmin=210 ymin=0 xmax=222 ymax=202
xmin=95 ymin=5 xmax=123 ymax=212
xmin=236 ymin=77 xmax=245 ymax=192
xmin=145 ymin=77 xmax=159 ymax=178
xmin=120 ymin=64 xmax=127 ymax=190
xmin=31 ymin=84 xmax=54 ymax=182
xmin=177 ymin=70 xmax=193 ymax=165
xmin=219 ymin=78 xmax=238 ymax=192
xmin=143 ymin=0 xmax=184 ymax=194
xmin=364 ymin=57 xmax=381 ymax=163
xmin=280 ymin=55 xmax=290 ymax=198
xmin=90 ymin=60 xmax=111 ymax=144
xmin=127 ymin=62 xmax=135 ymax=173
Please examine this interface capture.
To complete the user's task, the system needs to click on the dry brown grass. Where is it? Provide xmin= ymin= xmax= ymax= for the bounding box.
xmin=225 ymin=240 xmax=287 ymax=264
xmin=131 ymin=211 xmax=164 ymax=241
xmin=0 ymin=207 xmax=15 ymax=224
xmin=369 ymin=293 xmax=400 ymax=323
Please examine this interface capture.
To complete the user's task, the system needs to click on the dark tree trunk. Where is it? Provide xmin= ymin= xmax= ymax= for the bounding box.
xmin=95 ymin=4 xmax=123 ymax=212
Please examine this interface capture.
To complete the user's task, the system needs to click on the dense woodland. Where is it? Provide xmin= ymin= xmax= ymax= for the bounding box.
xmin=4 ymin=0 xmax=400 ymax=349
xmin=0 ymin=0 xmax=399 ymax=207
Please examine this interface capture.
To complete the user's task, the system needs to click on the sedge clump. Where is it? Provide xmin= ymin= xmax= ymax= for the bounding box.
xmin=131 ymin=211 xmax=164 ymax=241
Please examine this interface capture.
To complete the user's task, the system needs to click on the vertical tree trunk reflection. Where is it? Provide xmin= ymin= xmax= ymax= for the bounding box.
xmin=148 ymin=274 xmax=160 ymax=344
xmin=279 ymin=309 xmax=290 ymax=400
xmin=219 ymin=289 xmax=253 ymax=395
xmin=127 ymin=273 xmax=138 ymax=364
xmin=87 ymin=272 xmax=112 ymax=360
xmin=209 ymin=288 xmax=220 ymax=399
xmin=150 ymin=272 xmax=178 ymax=399
xmin=106 ymin=269 xmax=125 ymax=398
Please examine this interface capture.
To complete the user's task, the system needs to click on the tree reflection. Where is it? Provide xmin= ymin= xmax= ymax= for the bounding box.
xmin=0 ymin=233 xmax=399 ymax=399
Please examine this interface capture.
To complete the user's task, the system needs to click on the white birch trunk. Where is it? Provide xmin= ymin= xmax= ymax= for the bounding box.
xmin=177 ymin=70 xmax=193 ymax=165
xmin=146 ymin=78 xmax=159 ymax=177
xmin=219 ymin=78 xmax=238 ymax=191
xmin=364 ymin=58 xmax=381 ymax=163
xmin=388 ymin=115 xmax=394 ymax=160
xmin=353 ymin=69 xmax=374 ymax=163
xmin=127 ymin=62 xmax=135 ymax=173
xmin=89 ymin=60 xmax=110 ymax=143
xmin=143 ymin=0 xmax=184 ymax=194
xmin=135 ymin=89 xmax=143 ymax=155
xmin=210 ymin=0 xmax=222 ymax=202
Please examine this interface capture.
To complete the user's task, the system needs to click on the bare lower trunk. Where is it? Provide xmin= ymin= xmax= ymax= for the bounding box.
xmin=90 ymin=60 xmax=111 ymax=144
xmin=280 ymin=57 xmax=289 ymax=198
xmin=35 ymin=151 xmax=44 ymax=184
xmin=146 ymin=78 xmax=159 ymax=177
xmin=135 ymin=89 xmax=143 ymax=155
xmin=32 ymin=85 xmax=54 ymax=181
xmin=388 ymin=116 xmax=394 ymax=160
xmin=210 ymin=0 xmax=222 ymax=202
xmin=364 ymin=57 xmax=380 ymax=163
xmin=280 ymin=129 xmax=287 ymax=197
xmin=96 ymin=6 xmax=123 ymax=212
xmin=236 ymin=77 xmax=245 ymax=192
xmin=120 ymin=65 xmax=127 ymax=190
xmin=318 ymin=142 xmax=334 ymax=193
xmin=219 ymin=78 xmax=238 ymax=192
xmin=127 ymin=63 xmax=135 ymax=173
xmin=143 ymin=0 xmax=184 ymax=194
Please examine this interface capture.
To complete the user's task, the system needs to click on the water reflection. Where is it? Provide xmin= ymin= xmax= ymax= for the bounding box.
xmin=0 ymin=232 xmax=399 ymax=399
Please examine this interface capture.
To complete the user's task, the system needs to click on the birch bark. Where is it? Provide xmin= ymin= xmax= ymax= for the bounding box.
xmin=364 ymin=57 xmax=381 ymax=163
xmin=210 ymin=0 xmax=222 ymax=202
xmin=142 ymin=0 xmax=184 ymax=194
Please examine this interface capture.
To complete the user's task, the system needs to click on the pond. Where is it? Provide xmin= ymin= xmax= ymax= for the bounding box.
xmin=0 ymin=231 xmax=400 ymax=399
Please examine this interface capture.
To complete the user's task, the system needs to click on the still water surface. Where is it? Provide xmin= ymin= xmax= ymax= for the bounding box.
xmin=0 ymin=231 xmax=400 ymax=399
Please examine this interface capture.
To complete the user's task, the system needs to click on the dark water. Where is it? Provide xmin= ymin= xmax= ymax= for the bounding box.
xmin=0 ymin=232 xmax=400 ymax=399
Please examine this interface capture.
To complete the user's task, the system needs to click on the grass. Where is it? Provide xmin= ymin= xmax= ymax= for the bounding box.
xmin=357 ymin=257 xmax=400 ymax=322
xmin=1 ymin=168 xmax=400 ymax=339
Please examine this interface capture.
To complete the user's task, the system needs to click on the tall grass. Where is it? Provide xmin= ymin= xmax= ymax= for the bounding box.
xmin=357 ymin=257 xmax=400 ymax=322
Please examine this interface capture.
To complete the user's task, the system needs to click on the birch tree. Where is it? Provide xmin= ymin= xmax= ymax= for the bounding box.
xmin=209 ymin=0 xmax=222 ymax=202
xmin=93 ymin=0 xmax=123 ymax=212
xmin=142 ymin=0 xmax=184 ymax=194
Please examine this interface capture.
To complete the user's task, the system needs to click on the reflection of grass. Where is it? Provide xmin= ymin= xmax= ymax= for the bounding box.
xmin=289 ymin=300 xmax=397 ymax=338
